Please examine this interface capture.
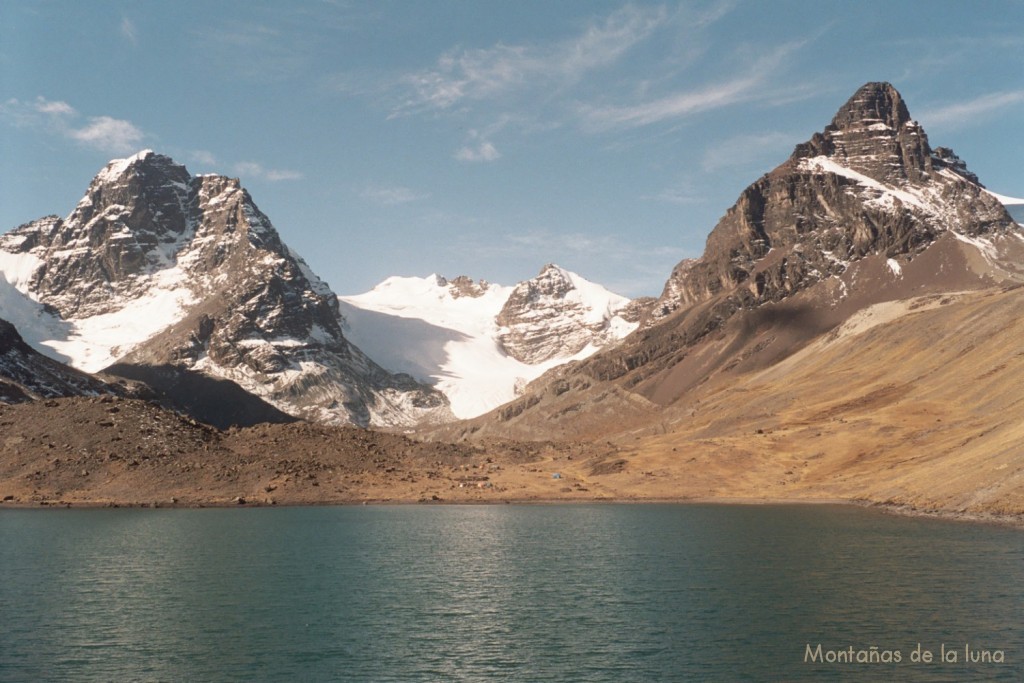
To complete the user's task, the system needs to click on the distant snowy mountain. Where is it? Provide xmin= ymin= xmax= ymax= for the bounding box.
xmin=984 ymin=188 xmax=1024 ymax=207
xmin=989 ymin=190 xmax=1024 ymax=225
xmin=0 ymin=151 xmax=448 ymax=428
xmin=339 ymin=265 xmax=643 ymax=418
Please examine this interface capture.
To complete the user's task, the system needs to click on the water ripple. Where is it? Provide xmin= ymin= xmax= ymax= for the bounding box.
xmin=1 ymin=504 xmax=1021 ymax=682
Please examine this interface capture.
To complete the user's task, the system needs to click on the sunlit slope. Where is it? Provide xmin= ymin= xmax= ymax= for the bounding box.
xmin=619 ymin=286 xmax=1024 ymax=514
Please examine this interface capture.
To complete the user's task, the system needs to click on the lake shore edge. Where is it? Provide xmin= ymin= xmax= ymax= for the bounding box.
xmin=4 ymin=494 xmax=1023 ymax=529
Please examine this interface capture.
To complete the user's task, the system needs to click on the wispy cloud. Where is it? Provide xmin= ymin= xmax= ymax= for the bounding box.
xmin=360 ymin=184 xmax=431 ymax=205
xmin=188 ymin=149 xmax=218 ymax=167
xmin=700 ymin=131 xmax=796 ymax=171
xmin=68 ymin=116 xmax=145 ymax=153
xmin=454 ymin=140 xmax=501 ymax=163
xmin=920 ymin=90 xmax=1024 ymax=128
xmin=393 ymin=5 xmax=667 ymax=115
xmin=581 ymin=76 xmax=758 ymax=131
xmin=34 ymin=99 xmax=75 ymax=116
xmin=177 ymin=150 xmax=301 ymax=181
xmin=453 ymin=228 xmax=686 ymax=297
xmin=579 ymin=40 xmax=805 ymax=131
xmin=120 ymin=17 xmax=138 ymax=46
xmin=0 ymin=96 xmax=145 ymax=154
xmin=457 ymin=228 xmax=684 ymax=274
xmin=232 ymin=161 xmax=303 ymax=182
xmin=190 ymin=21 xmax=309 ymax=81
xmin=643 ymin=179 xmax=706 ymax=206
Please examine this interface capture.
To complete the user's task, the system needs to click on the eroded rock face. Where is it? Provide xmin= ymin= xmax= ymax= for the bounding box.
xmin=496 ymin=264 xmax=635 ymax=364
xmin=653 ymin=82 xmax=1017 ymax=320
xmin=442 ymin=275 xmax=490 ymax=299
xmin=1 ymin=151 xmax=448 ymax=427
xmin=9 ymin=153 xmax=193 ymax=317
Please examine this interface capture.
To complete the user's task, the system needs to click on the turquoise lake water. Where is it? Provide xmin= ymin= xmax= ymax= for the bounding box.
xmin=0 ymin=504 xmax=1021 ymax=682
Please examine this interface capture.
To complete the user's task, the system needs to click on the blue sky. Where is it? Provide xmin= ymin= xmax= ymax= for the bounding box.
xmin=2 ymin=1 xmax=1022 ymax=297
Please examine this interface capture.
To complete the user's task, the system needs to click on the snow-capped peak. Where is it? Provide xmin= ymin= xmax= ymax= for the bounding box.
xmin=1 ymin=151 xmax=447 ymax=428
xmin=94 ymin=149 xmax=158 ymax=184
xmin=339 ymin=266 xmax=639 ymax=418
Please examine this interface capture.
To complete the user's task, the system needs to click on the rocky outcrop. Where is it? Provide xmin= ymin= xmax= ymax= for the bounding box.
xmin=0 ymin=151 xmax=449 ymax=427
xmin=442 ymin=275 xmax=490 ymax=299
xmin=14 ymin=153 xmax=194 ymax=317
xmin=496 ymin=264 xmax=636 ymax=364
xmin=652 ymin=82 xmax=1017 ymax=320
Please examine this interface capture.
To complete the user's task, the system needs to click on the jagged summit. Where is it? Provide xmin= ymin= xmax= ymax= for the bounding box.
xmin=654 ymin=82 xmax=1019 ymax=318
xmin=0 ymin=151 xmax=448 ymax=427
xmin=496 ymin=264 xmax=635 ymax=364
xmin=793 ymin=81 xmax=931 ymax=185
xmin=830 ymin=82 xmax=912 ymax=131
xmin=436 ymin=274 xmax=490 ymax=299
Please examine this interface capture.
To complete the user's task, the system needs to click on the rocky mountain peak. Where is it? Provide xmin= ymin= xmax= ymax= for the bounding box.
xmin=793 ymin=81 xmax=932 ymax=185
xmin=3 ymin=151 xmax=308 ymax=318
xmin=932 ymin=146 xmax=980 ymax=185
xmin=443 ymin=275 xmax=490 ymax=299
xmin=1 ymin=151 xmax=450 ymax=428
xmin=470 ymin=83 xmax=1024 ymax=442
xmin=523 ymin=264 xmax=575 ymax=299
xmin=830 ymin=81 xmax=912 ymax=132
xmin=496 ymin=264 xmax=635 ymax=364
xmin=6 ymin=150 xmax=196 ymax=312
xmin=75 ymin=149 xmax=193 ymax=238
xmin=497 ymin=265 xmax=573 ymax=325
xmin=653 ymin=82 xmax=1017 ymax=321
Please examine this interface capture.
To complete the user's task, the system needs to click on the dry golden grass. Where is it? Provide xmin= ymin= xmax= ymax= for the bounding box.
xmin=599 ymin=287 xmax=1024 ymax=517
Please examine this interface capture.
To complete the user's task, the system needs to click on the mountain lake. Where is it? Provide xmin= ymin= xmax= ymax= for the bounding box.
xmin=1 ymin=504 xmax=1021 ymax=682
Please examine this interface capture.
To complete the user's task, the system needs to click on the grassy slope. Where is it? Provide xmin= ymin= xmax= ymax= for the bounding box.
xmin=605 ymin=286 xmax=1024 ymax=516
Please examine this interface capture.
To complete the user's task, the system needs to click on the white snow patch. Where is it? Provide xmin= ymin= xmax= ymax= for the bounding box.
xmin=560 ymin=267 xmax=633 ymax=325
xmin=0 ymin=249 xmax=43 ymax=291
xmin=0 ymin=249 xmax=82 ymax=358
xmin=952 ymin=232 xmax=1000 ymax=263
xmin=94 ymin=150 xmax=154 ymax=185
xmin=800 ymin=156 xmax=931 ymax=212
xmin=285 ymin=245 xmax=334 ymax=297
xmin=983 ymin=188 xmax=1024 ymax=206
xmin=42 ymin=266 xmax=197 ymax=372
xmin=886 ymin=258 xmax=902 ymax=277
xmin=0 ymin=278 xmax=74 ymax=358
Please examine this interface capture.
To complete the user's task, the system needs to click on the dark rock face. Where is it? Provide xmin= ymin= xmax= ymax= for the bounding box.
xmin=12 ymin=154 xmax=194 ymax=316
xmin=1 ymin=151 xmax=449 ymax=427
xmin=795 ymin=81 xmax=931 ymax=184
xmin=654 ymin=82 xmax=1017 ymax=320
xmin=102 ymin=362 xmax=297 ymax=429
